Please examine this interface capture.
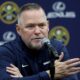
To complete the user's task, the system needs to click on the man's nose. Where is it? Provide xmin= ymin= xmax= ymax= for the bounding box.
xmin=34 ymin=26 xmax=41 ymax=34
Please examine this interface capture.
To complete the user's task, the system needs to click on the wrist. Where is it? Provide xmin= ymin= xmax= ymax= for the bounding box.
xmin=46 ymin=70 xmax=51 ymax=78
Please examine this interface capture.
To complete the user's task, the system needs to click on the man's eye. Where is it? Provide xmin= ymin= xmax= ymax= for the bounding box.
xmin=25 ymin=25 xmax=34 ymax=28
xmin=38 ymin=23 xmax=46 ymax=28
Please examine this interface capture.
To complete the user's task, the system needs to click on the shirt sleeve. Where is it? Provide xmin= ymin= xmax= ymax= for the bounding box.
xmin=0 ymin=46 xmax=51 ymax=80
xmin=18 ymin=71 xmax=51 ymax=80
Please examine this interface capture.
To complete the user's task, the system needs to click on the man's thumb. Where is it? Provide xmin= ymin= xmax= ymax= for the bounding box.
xmin=58 ymin=52 xmax=64 ymax=61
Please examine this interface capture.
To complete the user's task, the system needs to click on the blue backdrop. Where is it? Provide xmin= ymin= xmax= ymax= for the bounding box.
xmin=0 ymin=0 xmax=80 ymax=79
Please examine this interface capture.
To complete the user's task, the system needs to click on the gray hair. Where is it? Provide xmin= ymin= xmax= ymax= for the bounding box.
xmin=17 ymin=3 xmax=47 ymax=25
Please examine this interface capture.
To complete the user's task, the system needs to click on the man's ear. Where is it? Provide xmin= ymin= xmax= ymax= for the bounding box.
xmin=16 ymin=24 xmax=21 ymax=36
xmin=47 ymin=20 xmax=49 ymax=32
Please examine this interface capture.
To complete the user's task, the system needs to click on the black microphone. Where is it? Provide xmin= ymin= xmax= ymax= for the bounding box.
xmin=41 ymin=38 xmax=59 ymax=59
xmin=41 ymin=38 xmax=59 ymax=80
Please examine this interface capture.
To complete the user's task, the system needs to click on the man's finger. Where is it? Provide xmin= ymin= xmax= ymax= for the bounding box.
xmin=65 ymin=58 xmax=80 ymax=64
xmin=58 ymin=52 xmax=64 ymax=61
xmin=10 ymin=75 xmax=18 ymax=78
xmin=6 ymin=67 xmax=15 ymax=72
xmin=68 ymin=70 xmax=80 ymax=75
xmin=69 ymin=67 xmax=80 ymax=72
xmin=10 ymin=64 xmax=17 ymax=68
xmin=6 ymin=69 xmax=16 ymax=75
xmin=68 ymin=61 xmax=80 ymax=68
xmin=10 ymin=75 xmax=22 ymax=78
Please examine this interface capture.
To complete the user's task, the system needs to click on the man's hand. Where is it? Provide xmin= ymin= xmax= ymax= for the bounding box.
xmin=55 ymin=52 xmax=80 ymax=79
xmin=6 ymin=64 xmax=23 ymax=78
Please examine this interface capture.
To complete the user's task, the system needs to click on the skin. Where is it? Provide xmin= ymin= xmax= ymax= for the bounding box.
xmin=55 ymin=52 xmax=80 ymax=79
xmin=16 ymin=9 xmax=49 ymax=49
xmin=6 ymin=8 xmax=80 ymax=79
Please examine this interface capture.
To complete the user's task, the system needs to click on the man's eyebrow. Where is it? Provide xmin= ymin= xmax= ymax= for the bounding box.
xmin=25 ymin=22 xmax=47 ymax=25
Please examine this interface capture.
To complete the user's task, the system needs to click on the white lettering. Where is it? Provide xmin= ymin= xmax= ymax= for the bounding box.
xmin=47 ymin=12 xmax=76 ymax=18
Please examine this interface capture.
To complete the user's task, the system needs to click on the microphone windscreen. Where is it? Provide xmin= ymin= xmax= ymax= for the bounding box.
xmin=41 ymin=38 xmax=50 ymax=46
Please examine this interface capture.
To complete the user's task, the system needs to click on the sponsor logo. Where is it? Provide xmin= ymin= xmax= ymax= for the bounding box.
xmin=3 ymin=31 xmax=16 ymax=41
xmin=47 ymin=1 xmax=76 ymax=18
xmin=52 ymin=1 xmax=66 ymax=12
xmin=0 ymin=31 xmax=16 ymax=46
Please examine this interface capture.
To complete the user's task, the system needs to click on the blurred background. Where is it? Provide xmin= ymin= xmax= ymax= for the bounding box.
xmin=0 ymin=0 xmax=80 ymax=79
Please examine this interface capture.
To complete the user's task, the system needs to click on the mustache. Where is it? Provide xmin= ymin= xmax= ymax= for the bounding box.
xmin=31 ymin=37 xmax=44 ymax=40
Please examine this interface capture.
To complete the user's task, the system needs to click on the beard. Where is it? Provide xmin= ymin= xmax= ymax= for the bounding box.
xmin=22 ymin=38 xmax=43 ymax=50
xmin=28 ymin=42 xmax=43 ymax=50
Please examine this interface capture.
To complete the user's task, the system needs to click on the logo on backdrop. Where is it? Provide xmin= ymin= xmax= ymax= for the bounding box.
xmin=0 ymin=31 xmax=16 ymax=45
xmin=47 ymin=1 xmax=76 ymax=18
xmin=52 ymin=1 xmax=66 ymax=12
xmin=49 ymin=26 xmax=70 ymax=45
xmin=3 ymin=31 xmax=16 ymax=41
xmin=0 ymin=1 xmax=20 ymax=24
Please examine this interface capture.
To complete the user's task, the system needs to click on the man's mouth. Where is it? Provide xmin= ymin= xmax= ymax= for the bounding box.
xmin=32 ymin=37 xmax=43 ymax=40
xmin=31 ymin=37 xmax=43 ymax=42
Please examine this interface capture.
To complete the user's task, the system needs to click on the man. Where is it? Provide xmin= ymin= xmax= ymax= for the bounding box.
xmin=0 ymin=3 xmax=80 ymax=80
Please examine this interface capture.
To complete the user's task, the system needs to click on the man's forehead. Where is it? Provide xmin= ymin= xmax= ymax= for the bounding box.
xmin=21 ymin=9 xmax=46 ymax=18
xmin=19 ymin=9 xmax=47 ymax=25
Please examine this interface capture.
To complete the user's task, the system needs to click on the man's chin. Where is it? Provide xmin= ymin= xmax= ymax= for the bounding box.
xmin=30 ymin=44 xmax=43 ymax=50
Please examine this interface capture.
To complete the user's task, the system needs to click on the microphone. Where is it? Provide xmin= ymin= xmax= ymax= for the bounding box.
xmin=41 ymin=38 xmax=59 ymax=80
xmin=41 ymin=38 xmax=59 ymax=59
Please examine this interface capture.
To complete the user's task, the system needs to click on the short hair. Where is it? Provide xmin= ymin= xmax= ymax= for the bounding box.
xmin=20 ymin=3 xmax=42 ymax=13
xmin=17 ymin=3 xmax=46 ymax=24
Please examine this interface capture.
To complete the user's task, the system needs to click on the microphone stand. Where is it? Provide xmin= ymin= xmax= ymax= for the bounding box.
xmin=46 ymin=44 xmax=59 ymax=80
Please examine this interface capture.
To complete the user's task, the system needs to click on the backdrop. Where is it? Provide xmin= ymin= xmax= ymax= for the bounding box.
xmin=0 ymin=0 xmax=80 ymax=79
